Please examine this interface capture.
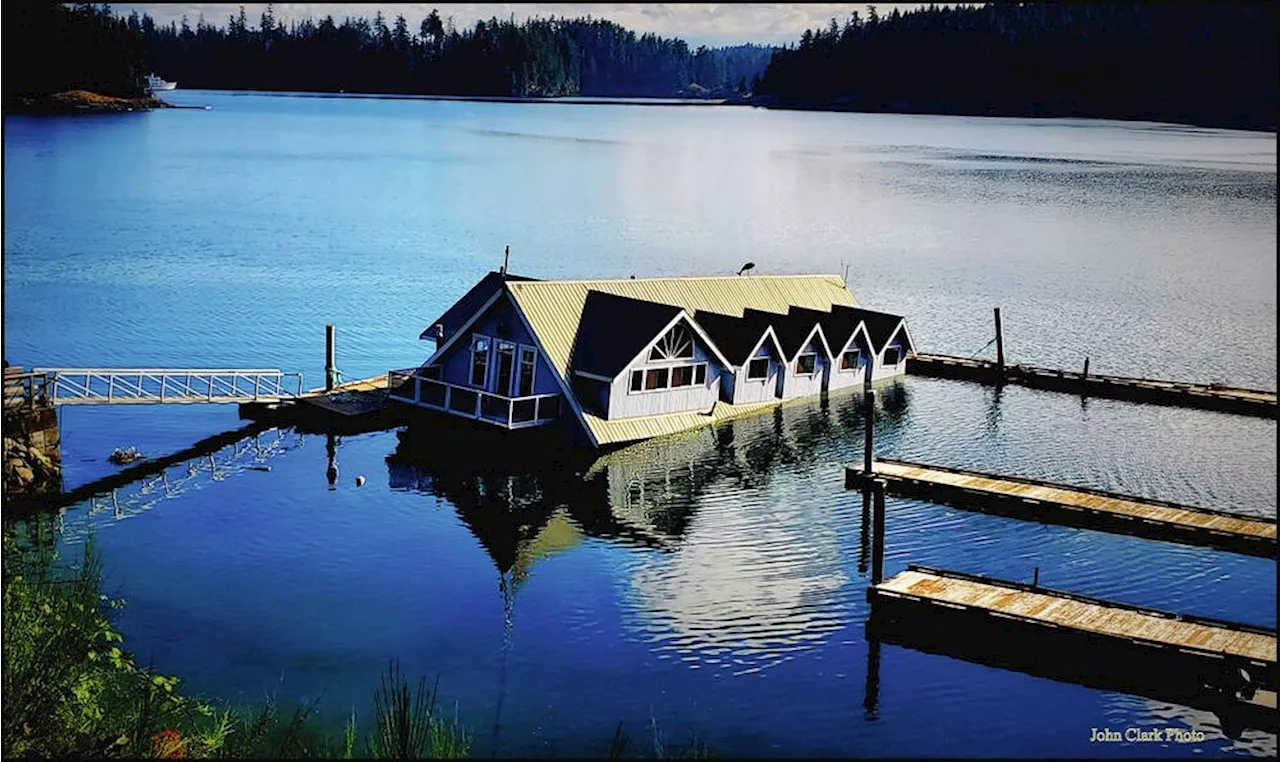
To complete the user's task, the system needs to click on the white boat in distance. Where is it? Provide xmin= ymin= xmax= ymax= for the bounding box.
xmin=146 ymin=73 xmax=177 ymax=92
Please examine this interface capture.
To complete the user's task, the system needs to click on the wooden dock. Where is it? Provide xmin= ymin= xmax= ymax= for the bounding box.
xmin=847 ymin=458 xmax=1276 ymax=557
xmin=868 ymin=565 xmax=1278 ymax=733
xmin=872 ymin=565 xmax=1276 ymax=686
xmin=239 ymin=374 xmax=401 ymax=433
xmin=908 ymin=353 xmax=1277 ymax=418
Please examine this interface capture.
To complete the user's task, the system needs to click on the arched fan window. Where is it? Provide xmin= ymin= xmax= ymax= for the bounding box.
xmin=649 ymin=323 xmax=695 ymax=362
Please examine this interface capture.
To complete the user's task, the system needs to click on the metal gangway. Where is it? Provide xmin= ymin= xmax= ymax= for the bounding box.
xmin=29 ymin=368 xmax=304 ymax=406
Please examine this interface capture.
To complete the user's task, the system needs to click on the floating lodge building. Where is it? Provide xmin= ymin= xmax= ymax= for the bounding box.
xmin=388 ymin=272 xmax=914 ymax=448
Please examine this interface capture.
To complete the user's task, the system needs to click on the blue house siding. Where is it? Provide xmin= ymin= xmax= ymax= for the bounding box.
xmin=431 ymin=294 xmax=561 ymax=398
xmin=607 ymin=321 xmax=725 ymax=419
xmin=731 ymin=341 xmax=783 ymax=404
xmin=870 ymin=324 xmax=911 ymax=383
xmin=829 ymin=332 xmax=872 ymax=392
xmin=780 ymin=335 xmax=830 ymax=400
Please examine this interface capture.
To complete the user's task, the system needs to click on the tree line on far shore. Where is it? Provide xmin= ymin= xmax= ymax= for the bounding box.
xmin=754 ymin=2 xmax=1277 ymax=131
xmin=5 ymin=2 xmax=1276 ymax=131
xmin=8 ymin=3 xmax=150 ymax=100
xmin=137 ymin=5 xmax=772 ymax=99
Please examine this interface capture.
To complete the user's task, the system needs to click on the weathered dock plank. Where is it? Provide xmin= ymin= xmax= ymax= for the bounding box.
xmin=908 ymin=353 xmax=1277 ymax=418
xmin=871 ymin=566 xmax=1277 ymax=688
xmin=846 ymin=458 xmax=1276 ymax=557
xmin=867 ymin=569 xmax=1279 ymax=734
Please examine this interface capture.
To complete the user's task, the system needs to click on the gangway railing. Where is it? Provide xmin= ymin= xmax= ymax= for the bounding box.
xmin=31 ymin=369 xmax=304 ymax=405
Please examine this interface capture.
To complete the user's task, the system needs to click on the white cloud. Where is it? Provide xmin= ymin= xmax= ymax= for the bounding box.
xmin=116 ymin=3 xmax=933 ymax=47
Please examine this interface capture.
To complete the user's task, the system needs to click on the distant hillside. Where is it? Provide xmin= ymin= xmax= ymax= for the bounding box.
xmin=754 ymin=3 xmax=1277 ymax=131
xmin=135 ymin=7 xmax=773 ymax=99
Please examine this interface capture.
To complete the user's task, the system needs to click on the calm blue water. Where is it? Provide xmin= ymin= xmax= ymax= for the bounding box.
xmin=3 ymin=91 xmax=1276 ymax=757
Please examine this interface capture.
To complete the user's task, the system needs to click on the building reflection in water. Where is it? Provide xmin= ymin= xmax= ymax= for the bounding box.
xmin=385 ymin=382 xmax=912 ymax=675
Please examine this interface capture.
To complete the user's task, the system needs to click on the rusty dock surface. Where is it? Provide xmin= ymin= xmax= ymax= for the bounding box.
xmin=847 ymin=458 xmax=1276 ymax=557
xmin=869 ymin=565 xmax=1277 ymax=732
xmin=907 ymin=353 xmax=1277 ymax=418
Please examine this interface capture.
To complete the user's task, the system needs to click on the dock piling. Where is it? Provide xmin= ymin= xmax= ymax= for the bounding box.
xmin=993 ymin=308 xmax=1005 ymax=378
xmin=1082 ymin=356 xmax=1090 ymax=380
xmin=325 ymin=324 xmax=337 ymax=392
xmin=1032 ymin=566 xmax=1039 ymax=589
xmin=863 ymin=388 xmax=876 ymax=477
xmin=871 ymin=479 xmax=887 ymax=585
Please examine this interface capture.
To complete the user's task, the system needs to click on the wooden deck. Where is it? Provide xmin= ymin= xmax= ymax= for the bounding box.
xmin=847 ymin=458 xmax=1276 ymax=557
xmin=239 ymin=374 xmax=399 ymax=431
xmin=871 ymin=566 xmax=1276 ymax=686
xmin=908 ymin=353 xmax=1277 ymax=418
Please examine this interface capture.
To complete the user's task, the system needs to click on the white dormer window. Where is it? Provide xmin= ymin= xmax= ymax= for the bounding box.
xmin=796 ymin=353 xmax=818 ymax=375
xmin=747 ymin=358 xmax=770 ymax=379
xmin=841 ymin=348 xmax=861 ymax=371
xmin=649 ymin=323 xmax=694 ymax=362
xmin=883 ymin=346 xmax=902 ymax=365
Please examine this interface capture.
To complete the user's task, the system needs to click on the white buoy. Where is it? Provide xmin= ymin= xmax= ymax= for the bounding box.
xmin=355 ymin=476 xmax=366 ymax=487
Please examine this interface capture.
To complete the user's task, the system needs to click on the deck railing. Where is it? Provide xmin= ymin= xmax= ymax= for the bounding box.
xmin=388 ymin=369 xmax=561 ymax=429
xmin=3 ymin=369 xmax=55 ymax=411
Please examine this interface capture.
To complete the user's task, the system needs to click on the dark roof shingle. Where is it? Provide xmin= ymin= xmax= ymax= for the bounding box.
xmin=692 ymin=310 xmax=778 ymax=366
xmin=569 ymin=291 xmax=683 ymax=378
xmin=423 ymin=271 xmax=538 ymax=342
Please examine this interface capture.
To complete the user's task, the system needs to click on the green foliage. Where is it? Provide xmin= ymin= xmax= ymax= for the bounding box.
xmin=5 ymin=1 xmax=148 ymax=98
xmin=755 ymin=2 xmax=1277 ymax=131
xmin=368 ymin=661 xmax=470 ymax=759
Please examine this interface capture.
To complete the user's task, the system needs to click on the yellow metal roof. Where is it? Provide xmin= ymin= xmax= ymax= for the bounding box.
xmin=506 ymin=274 xmax=858 ymax=446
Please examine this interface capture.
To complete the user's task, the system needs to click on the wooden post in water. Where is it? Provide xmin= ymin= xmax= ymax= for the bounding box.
xmin=325 ymin=324 xmax=337 ymax=392
xmin=993 ymin=307 xmax=1005 ymax=378
xmin=871 ymin=479 xmax=887 ymax=585
xmin=1082 ymin=356 xmax=1090 ymax=380
xmin=1033 ymin=566 xmax=1040 ymax=589
xmin=863 ymin=388 xmax=876 ymax=478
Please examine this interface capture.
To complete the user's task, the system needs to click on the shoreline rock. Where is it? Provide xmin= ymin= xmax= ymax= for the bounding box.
xmin=9 ymin=90 xmax=173 ymax=115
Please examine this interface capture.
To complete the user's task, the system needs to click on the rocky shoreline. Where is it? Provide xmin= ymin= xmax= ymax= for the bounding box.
xmin=9 ymin=89 xmax=174 ymax=115
xmin=3 ymin=434 xmax=61 ymax=497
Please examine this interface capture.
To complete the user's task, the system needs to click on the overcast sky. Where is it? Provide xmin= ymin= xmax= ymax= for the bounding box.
xmin=115 ymin=4 xmax=932 ymax=48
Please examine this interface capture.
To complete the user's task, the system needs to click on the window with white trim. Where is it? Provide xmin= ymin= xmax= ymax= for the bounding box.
xmin=629 ymin=362 xmax=708 ymax=393
xmin=470 ymin=335 xmax=490 ymax=387
xmin=644 ymin=367 xmax=670 ymax=390
xmin=747 ymin=358 xmax=770 ymax=379
xmin=649 ymin=323 xmax=695 ymax=361
xmin=883 ymin=346 xmax=902 ymax=365
xmin=840 ymin=348 xmax=861 ymax=371
xmin=796 ymin=353 xmax=818 ymax=375
xmin=517 ymin=347 xmax=536 ymax=396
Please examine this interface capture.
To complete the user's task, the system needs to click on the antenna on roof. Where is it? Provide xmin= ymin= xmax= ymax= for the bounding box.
xmin=501 ymin=245 xmax=510 ymax=277
xmin=737 ymin=261 xmax=755 ymax=276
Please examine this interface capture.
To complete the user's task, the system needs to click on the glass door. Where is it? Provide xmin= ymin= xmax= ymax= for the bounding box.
xmin=495 ymin=342 xmax=517 ymax=396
